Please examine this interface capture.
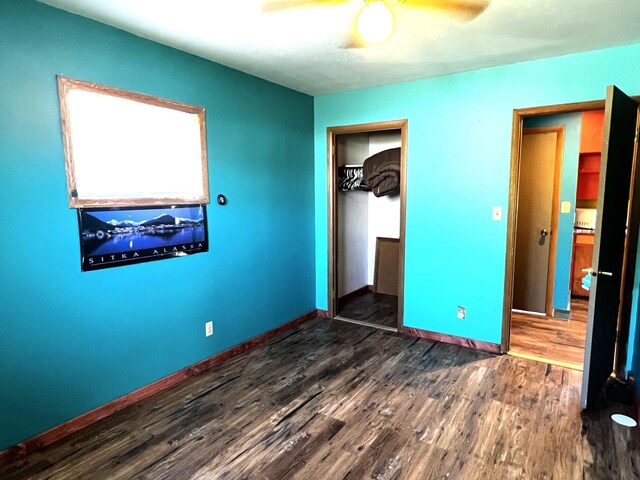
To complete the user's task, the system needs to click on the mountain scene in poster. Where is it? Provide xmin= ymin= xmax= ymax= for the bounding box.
xmin=80 ymin=205 xmax=206 ymax=256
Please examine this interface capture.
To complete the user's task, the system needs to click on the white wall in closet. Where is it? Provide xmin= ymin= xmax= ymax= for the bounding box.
xmin=367 ymin=131 xmax=401 ymax=285
xmin=337 ymin=133 xmax=370 ymax=297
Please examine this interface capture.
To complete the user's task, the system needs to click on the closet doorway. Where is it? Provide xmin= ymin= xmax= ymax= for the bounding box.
xmin=327 ymin=120 xmax=408 ymax=332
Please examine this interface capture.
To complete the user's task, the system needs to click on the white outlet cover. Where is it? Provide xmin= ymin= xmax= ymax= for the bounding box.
xmin=457 ymin=306 xmax=466 ymax=319
xmin=492 ymin=206 xmax=502 ymax=221
xmin=205 ymin=321 xmax=213 ymax=337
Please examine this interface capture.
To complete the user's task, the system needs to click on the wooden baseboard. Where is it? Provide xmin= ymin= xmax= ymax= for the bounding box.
xmin=0 ymin=309 xmax=320 ymax=468
xmin=403 ymin=327 xmax=501 ymax=354
xmin=317 ymin=309 xmax=329 ymax=318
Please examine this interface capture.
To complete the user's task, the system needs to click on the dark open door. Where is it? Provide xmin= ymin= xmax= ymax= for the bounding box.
xmin=581 ymin=86 xmax=639 ymax=409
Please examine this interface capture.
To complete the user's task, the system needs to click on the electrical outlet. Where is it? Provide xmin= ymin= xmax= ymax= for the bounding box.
xmin=457 ymin=306 xmax=466 ymax=319
xmin=205 ymin=321 xmax=213 ymax=337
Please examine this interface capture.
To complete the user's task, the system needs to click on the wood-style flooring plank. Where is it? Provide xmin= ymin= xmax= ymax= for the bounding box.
xmin=510 ymin=297 xmax=589 ymax=370
xmin=2 ymin=316 xmax=638 ymax=480
xmin=338 ymin=291 xmax=398 ymax=328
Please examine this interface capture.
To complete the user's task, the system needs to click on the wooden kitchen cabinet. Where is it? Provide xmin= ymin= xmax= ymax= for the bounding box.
xmin=571 ymin=233 xmax=594 ymax=297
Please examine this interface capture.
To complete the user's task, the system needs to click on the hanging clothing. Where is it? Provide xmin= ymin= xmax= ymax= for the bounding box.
xmin=363 ymin=147 xmax=401 ymax=197
xmin=338 ymin=166 xmax=371 ymax=191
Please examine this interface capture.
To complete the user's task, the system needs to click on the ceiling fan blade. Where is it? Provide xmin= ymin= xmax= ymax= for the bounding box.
xmin=262 ymin=0 xmax=351 ymax=13
xmin=397 ymin=0 xmax=489 ymax=20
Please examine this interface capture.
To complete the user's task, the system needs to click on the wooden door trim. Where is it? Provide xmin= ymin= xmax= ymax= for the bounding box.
xmin=327 ymin=119 xmax=408 ymax=332
xmin=522 ymin=126 xmax=565 ymax=316
xmin=502 ymin=100 xmax=606 ymax=353
xmin=514 ymin=101 xmax=605 ymax=117
xmin=614 ymin=108 xmax=640 ymax=377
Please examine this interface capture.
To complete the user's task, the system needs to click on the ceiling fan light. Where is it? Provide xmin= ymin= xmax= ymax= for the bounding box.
xmin=357 ymin=1 xmax=394 ymax=45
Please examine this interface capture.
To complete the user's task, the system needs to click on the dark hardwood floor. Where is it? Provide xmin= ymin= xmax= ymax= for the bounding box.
xmin=2 ymin=317 xmax=638 ymax=479
xmin=338 ymin=290 xmax=398 ymax=329
xmin=510 ymin=297 xmax=589 ymax=370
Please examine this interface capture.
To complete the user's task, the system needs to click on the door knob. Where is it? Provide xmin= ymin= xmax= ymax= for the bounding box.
xmin=540 ymin=229 xmax=549 ymax=236
xmin=582 ymin=267 xmax=613 ymax=277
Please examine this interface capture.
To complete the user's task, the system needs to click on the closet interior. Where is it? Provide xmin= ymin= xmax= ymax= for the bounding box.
xmin=335 ymin=129 xmax=402 ymax=331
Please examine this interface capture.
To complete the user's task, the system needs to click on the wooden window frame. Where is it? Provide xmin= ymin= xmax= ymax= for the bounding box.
xmin=57 ymin=76 xmax=210 ymax=208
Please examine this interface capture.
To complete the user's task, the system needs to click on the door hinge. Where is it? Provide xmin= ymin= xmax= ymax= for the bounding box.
xmin=635 ymin=126 xmax=639 ymax=143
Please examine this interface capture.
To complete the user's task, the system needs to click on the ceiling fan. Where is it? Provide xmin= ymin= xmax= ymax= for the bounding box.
xmin=262 ymin=0 xmax=490 ymax=46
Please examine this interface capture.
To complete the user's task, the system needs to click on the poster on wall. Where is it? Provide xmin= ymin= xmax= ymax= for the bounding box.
xmin=78 ymin=204 xmax=208 ymax=271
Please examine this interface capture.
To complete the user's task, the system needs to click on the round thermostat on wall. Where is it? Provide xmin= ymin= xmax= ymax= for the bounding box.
xmin=217 ymin=194 xmax=227 ymax=205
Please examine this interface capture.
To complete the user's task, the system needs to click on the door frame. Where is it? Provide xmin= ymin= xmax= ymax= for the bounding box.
xmin=518 ymin=126 xmax=565 ymax=316
xmin=502 ymin=98 xmax=640 ymax=377
xmin=615 ymin=108 xmax=640 ymax=378
xmin=327 ymin=119 xmax=408 ymax=331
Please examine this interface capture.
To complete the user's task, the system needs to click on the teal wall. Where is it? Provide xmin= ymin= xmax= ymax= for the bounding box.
xmin=0 ymin=1 xmax=314 ymax=450
xmin=523 ymin=113 xmax=582 ymax=312
xmin=314 ymin=43 xmax=640 ymax=350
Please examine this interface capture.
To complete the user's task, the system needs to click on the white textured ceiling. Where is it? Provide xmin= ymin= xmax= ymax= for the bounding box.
xmin=41 ymin=0 xmax=640 ymax=96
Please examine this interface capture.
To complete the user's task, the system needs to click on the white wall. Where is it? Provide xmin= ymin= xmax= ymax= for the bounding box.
xmin=367 ymin=131 xmax=401 ymax=285
xmin=337 ymin=133 xmax=370 ymax=296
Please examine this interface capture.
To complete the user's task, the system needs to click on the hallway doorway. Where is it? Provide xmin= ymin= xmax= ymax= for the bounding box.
xmin=502 ymin=89 xmax=640 ymax=408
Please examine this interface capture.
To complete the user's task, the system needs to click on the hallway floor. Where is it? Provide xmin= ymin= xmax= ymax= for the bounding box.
xmin=509 ymin=297 xmax=589 ymax=370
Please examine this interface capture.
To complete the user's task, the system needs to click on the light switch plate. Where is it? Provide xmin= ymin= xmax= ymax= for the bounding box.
xmin=561 ymin=201 xmax=571 ymax=213
xmin=492 ymin=206 xmax=502 ymax=221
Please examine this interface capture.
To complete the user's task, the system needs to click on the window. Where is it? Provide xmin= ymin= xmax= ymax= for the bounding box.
xmin=57 ymin=76 xmax=209 ymax=208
